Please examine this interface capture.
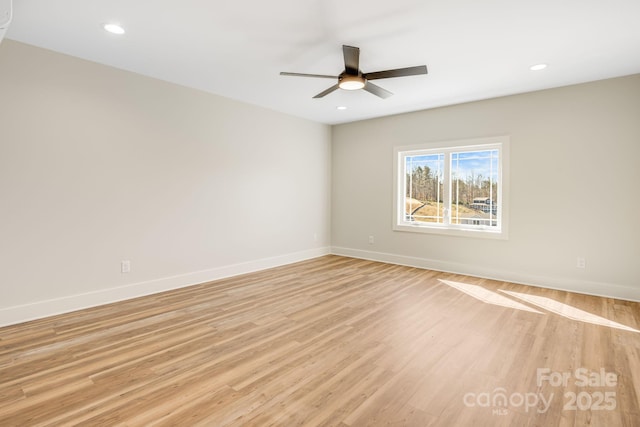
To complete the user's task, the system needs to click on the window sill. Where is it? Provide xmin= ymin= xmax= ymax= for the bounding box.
xmin=393 ymin=223 xmax=508 ymax=240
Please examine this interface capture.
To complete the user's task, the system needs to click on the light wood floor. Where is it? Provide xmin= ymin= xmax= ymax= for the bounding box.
xmin=1 ymin=255 xmax=639 ymax=426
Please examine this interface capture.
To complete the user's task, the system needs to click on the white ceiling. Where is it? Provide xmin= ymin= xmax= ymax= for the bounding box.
xmin=5 ymin=0 xmax=640 ymax=124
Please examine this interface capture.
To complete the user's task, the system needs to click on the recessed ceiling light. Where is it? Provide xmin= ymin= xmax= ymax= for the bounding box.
xmin=103 ymin=23 xmax=125 ymax=35
xmin=337 ymin=106 xmax=347 ymax=110
xmin=529 ymin=63 xmax=547 ymax=71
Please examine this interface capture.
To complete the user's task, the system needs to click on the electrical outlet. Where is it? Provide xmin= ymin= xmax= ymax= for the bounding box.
xmin=121 ymin=260 xmax=131 ymax=273
xmin=576 ymin=257 xmax=586 ymax=269
xmin=368 ymin=235 xmax=374 ymax=244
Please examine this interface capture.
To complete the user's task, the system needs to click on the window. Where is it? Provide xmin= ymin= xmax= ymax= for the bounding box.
xmin=393 ymin=136 xmax=509 ymax=239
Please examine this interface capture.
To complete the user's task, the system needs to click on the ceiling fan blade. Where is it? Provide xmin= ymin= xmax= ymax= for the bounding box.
xmin=363 ymin=82 xmax=393 ymax=99
xmin=313 ymin=84 xmax=340 ymax=99
xmin=364 ymin=65 xmax=428 ymax=80
xmin=343 ymin=45 xmax=360 ymax=75
xmin=280 ymin=72 xmax=338 ymax=79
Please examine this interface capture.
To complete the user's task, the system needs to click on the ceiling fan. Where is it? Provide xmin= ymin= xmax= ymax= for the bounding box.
xmin=280 ymin=45 xmax=428 ymax=99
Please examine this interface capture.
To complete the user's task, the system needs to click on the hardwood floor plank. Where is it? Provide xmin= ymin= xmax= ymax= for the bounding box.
xmin=0 ymin=255 xmax=638 ymax=426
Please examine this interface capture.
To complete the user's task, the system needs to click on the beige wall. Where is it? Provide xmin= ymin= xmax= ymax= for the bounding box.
xmin=0 ymin=41 xmax=331 ymax=324
xmin=332 ymin=75 xmax=640 ymax=300
xmin=1 ymin=39 xmax=638 ymax=326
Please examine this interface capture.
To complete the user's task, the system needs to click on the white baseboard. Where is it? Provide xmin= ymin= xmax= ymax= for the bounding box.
xmin=0 ymin=247 xmax=331 ymax=327
xmin=3 ymin=245 xmax=636 ymax=328
xmin=331 ymin=246 xmax=640 ymax=302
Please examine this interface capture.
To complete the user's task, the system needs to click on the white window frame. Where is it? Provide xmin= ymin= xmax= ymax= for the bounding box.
xmin=393 ymin=136 xmax=509 ymax=239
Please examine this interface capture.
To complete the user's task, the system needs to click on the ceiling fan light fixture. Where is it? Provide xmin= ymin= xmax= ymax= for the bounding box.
xmin=339 ymin=75 xmax=365 ymax=90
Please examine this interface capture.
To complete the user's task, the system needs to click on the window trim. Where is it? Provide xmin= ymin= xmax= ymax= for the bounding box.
xmin=393 ymin=136 xmax=509 ymax=240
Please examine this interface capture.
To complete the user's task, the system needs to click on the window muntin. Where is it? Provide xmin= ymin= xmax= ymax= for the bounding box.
xmin=394 ymin=137 xmax=508 ymax=239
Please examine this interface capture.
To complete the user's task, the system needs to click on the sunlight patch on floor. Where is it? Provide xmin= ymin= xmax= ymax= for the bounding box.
xmin=500 ymin=290 xmax=639 ymax=333
xmin=438 ymin=280 xmax=542 ymax=314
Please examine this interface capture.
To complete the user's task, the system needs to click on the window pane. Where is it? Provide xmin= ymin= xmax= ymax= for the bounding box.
xmin=451 ymin=150 xmax=499 ymax=227
xmin=404 ymin=153 xmax=444 ymax=223
xmin=394 ymin=138 xmax=507 ymax=238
